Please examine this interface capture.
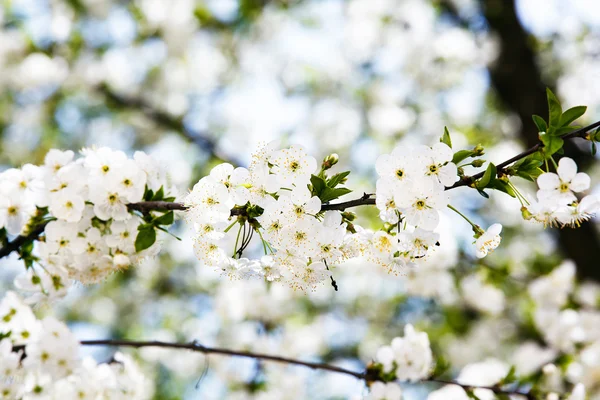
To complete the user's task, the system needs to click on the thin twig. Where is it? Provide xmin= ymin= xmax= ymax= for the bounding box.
xmin=10 ymin=339 xmax=540 ymax=398
xmin=2 ymin=121 xmax=599 ymax=261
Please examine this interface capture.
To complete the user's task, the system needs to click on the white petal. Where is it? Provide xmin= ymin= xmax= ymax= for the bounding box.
xmin=418 ymin=209 xmax=439 ymax=231
xmin=557 ymin=157 xmax=578 ymax=182
xmin=570 ymin=172 xmax=591 ymax=192
xmin=438 ymin=163 xmax=458 ymax=186
xmin=431 ymin=142 xmax=453 ymax=163
xmin=537 ymin=173 xmax=560 ymax=190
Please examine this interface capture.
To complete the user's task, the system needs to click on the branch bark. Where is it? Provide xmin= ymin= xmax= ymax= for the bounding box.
xmin=2 ymin=120 xmax=599 ymax=261
xmin=481 ymin=0 xmax=600 ymax=281
xmin=10 ymin=338 xmax=537 ymax=398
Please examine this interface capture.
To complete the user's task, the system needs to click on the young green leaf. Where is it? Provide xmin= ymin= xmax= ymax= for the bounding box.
xmin=320 ymin=187 xmax=352 ymax=203
xmin=488 ymin=179 xmax=516 ymax=197
xmin=153 ymin=211 xmax=174 ymax=226
xmin=540 ymin=133 xmax=564 ymax=158
xmin=143 ymin=186 xmax=154 ymax=201
xmin=152 ymin=186 xmax=165 ymax=201
xmin=310 ymin=174 xmax=327 ymax=197
xmin=560 ymin=105 xmax=586 ymax=127
xmin=531 ymin=115 xmax=547 ymax=133
xmin=452 ymin=149 xmax=475 ymax=165
xmin=135 ymin=226 xmax=157 ymax=252
xmin=476 ymin=163 xmax=497 ymax=189
xmin=327 ymin=171 xmax=350 ymax=188
xmin=546 ymin=88 xmax=562 ymax=129
xmin=441 ymin=126 xmax=452 ymax=148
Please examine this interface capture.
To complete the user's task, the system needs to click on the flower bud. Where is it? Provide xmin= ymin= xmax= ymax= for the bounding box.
xmin=341 ymin=211 xmax=356 ymax=221
xmin=473 ymin=144 xmax=485 ymax=156
xmin=322 ymin=153 xmax=339 ymax=170
xmin=521 ymin=206 xmax=532 ymax=220
xmin=471 ymin=159 xmax=485 ymax=168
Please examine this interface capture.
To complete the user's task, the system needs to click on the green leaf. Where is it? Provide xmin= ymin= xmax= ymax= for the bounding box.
xmin=320 ymin=187 xmax=352 ymax=203
xmin=310 ymin=174 xmax=327 ymax=197
xmin=476 ymin=188 xmax=489 ymax=199
xmin=152 ymin=186 xmax=165 ymax=201
xmin=500 ymin=366 xmax=517 ymax=385
xmin=508 ymin=156 xmax=544 ymax=181
xmin=540 ymin=132 xmax=564 ymax=158
xmin=489 ymin=179 xmax=516 ymax=197
xmin=532 ymin=115 xmax=547 ymax=133
xmin=162 ymin=196 xmax=176 ymax=202
xmin=465 ymin=389 xmax=482 ymax=400
xmin=476 ymin=163 xmax=497 ymax=189
xmin=553 ymin=125 xmax=580 ymax=136
xmin=143 ymin=186 xmax=154 ymax=201
xmin=592 ymin=141 xmax=597 ymax=156
xmin=327 ymin=171 xmax=350 ymax=188
xmin=441 ymin=126 xmax=452 ymax=148
xmin=452 ymin=149 xmax=474 ymax=164
xmin=546 ymin=88 xmax=562 ymax=129
xmin=153 ymin=211 xmax=174 ymax=226
xmin=135 ymin=226 xmax=156 ymax=252
xmin=560 ymin=105 xmax=586 ymax=127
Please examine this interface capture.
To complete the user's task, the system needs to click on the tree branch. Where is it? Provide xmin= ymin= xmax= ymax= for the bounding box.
xmin=2 ymin=121 xmax=599 ymax=261
xmin=10 ymin=339 xmax=538 ymax=398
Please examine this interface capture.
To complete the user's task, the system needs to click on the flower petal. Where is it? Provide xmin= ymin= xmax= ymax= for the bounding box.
xmin=558 ymin=157 xmax=578 ymax=182
xmin=537 ymin=173 xmax=560 ymax=190
xmin=570 ymin=172 xmax=591 ymax=192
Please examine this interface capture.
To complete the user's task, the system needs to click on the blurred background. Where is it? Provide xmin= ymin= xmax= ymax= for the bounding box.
xmin=1 ymin=0 xmax=600 ymax=399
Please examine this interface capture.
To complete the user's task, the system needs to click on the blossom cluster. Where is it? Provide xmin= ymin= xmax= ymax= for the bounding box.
xmin=373 ymin=143 xmax=456 ymax=265
xmin=526 ymin=157 xmax=600 ymax=227
xmin=0 ymin=291 xmax=152 ymax=399
xmin=0 ymin=147 xmax=172 ymax=302
xmin=185 ymin=143 xmax=357 ymax=290
xmin=367 ymin=324 xmax=433 ymax=399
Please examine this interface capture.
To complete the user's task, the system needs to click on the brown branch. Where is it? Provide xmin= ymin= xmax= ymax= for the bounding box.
xmin=10 ymin=339 xmax=538 ymax=398
xmin=3 ymin=121 xmax=599 ymax=261
xmin=447 ymin=120 xmax=600 ymax=189
xmin=0 ymin=221 xmax=49 ymax=259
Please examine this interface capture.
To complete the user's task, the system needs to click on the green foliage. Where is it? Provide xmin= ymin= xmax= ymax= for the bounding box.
xmin=143 ymin=185 xmax=176 ymax=203
xmin=311 ymin=173 xmax=352 ymax=203
xmin=440 ymin=126 xmax=452 ymax=148
xmin=507 ymin=155 xmax=544 ymax=181
xmin=533 ymin=89 xmax=587 ymax=159
xmin=452 ymin=144 xmax=485 ymax=165
xmin=135 ymin=224 xmax=157 ymax=252
xmin=153 ymin=211 xmax=174 ymax=226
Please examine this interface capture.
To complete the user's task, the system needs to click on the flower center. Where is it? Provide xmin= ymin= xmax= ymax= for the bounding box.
xmin=428 ymin=164 xmax=438 ymax=174
xmin=289 ymin=161 xmax=300 ymax=172
xmin=415 ymin=200 xmax=426 ymax=209
xmin=396 ymin=169 xmax=404 ymax=178
xmin=7 ymin=206 xmax=17 ymax=215
xmin=560 ymin=182 xmax=570 ymax=192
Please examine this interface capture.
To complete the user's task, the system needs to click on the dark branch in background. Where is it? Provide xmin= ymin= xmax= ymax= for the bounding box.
xmin=0 ymin=222 xmax=48 ymax=259
xmin=478 ymin=0 xmax=600 ymax=282
xmin=10 ymin=339 xmax=537 ymax=399
xmin=97 ymin=84 xmax=242 ymax=167
xmin=2 ymin=120 xmax=599 ymax=261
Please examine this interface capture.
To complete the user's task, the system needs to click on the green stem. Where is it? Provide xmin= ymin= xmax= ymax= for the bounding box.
xmin=224 ymin=219 xmax=239 ymax=233
xmin=256 ymin=228 xmax=269 ymax=255
xmin=447 ymin=204 xmax=483 ymax=234
xmin=233 ymin=224 xmax=243 ymax=258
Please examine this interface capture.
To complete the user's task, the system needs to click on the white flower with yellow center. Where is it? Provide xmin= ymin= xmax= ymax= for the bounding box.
xmin=269 ymin=144 xmax=317 ymax=187
xmin=475 ymin=223 xmax=502 ymax=258
xmin=537 ymin=157 xmax=590 ymax=205
xmin=394 ymin=180 xmax=448 ymax=231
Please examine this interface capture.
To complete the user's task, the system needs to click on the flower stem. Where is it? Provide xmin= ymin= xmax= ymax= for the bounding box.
xmin=447 ymin=204 xmax=483 ymax=235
